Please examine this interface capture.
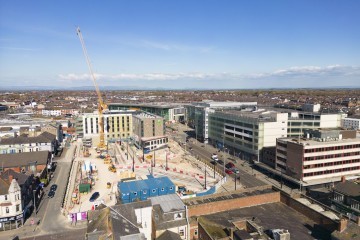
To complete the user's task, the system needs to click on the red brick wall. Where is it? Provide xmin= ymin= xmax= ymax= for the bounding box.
xmin=188 ymin=191 xmax=280 ymax=217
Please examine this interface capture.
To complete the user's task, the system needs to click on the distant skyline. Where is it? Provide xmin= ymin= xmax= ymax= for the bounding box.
xmin=0 ymin=1 xmax=359 ymax=89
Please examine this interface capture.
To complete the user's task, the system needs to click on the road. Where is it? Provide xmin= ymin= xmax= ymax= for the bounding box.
xmin=168 ymin=124 xmax=267 ymax=189
xmin=1 ymin=142 xmax=86 ymax=240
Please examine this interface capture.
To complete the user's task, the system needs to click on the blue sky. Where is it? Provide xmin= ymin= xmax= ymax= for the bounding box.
xmin=0 ymin=0 xmax=359 ymax=89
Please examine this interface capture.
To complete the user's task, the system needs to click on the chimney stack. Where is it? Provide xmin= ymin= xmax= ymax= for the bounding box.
xmin=341 ymin=176 xmax=346 ymax=183
xmin=9 ymin=175 xmax=13 ymax=183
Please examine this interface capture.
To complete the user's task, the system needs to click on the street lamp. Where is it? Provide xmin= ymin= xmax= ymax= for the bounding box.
xmin=213 ymin=161 xmax=217 ymax=179
xmin=33 ymin=189 xmax=37 ymax=217
xmin=132 ymin=148 xmax=135 ymax=173
xmin=234 ymin=171 xmax=237 ymax=190
xmin=204 ymin=160 xmax=207 ymax=190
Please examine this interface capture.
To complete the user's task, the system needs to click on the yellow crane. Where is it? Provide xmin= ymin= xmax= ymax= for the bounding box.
xmin=76 ymin=27 xmax=107 ymax=149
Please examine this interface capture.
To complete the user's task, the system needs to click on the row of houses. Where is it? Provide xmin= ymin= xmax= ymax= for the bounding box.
xmin=0 ymin=121 xmax=63 ymax=231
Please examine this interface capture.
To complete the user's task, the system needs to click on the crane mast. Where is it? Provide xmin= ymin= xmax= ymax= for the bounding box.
xmin=76 ymin=27 xmax=107 ymax=149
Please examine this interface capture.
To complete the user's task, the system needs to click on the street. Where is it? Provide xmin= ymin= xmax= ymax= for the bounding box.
xmin=1 ymin=141 xmax=86 ymax=240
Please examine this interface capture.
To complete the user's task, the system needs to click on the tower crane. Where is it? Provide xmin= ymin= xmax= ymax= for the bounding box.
xmin=76 ymin=27 xmax=107 ymax=149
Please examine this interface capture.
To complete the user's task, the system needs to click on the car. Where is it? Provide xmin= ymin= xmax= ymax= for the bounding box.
xmin=50 ymin=184 xmax=57 ymax=191
xmin=217 ymin=160 xmax=224 ymax=165
xmin=89 ymin=192 xmax=100 ymax=202
xmin=225 ymin=169 xmax=233 ymax=174
xmin=210 ymin=161 xmax=217 ymax=165
xmin=48 ymin=190 xmax=55 ymax=198
xmin=231 ymin=168 xmax=240 ymax=174
xmin=225 ymin=162 xmax=235 ymax=169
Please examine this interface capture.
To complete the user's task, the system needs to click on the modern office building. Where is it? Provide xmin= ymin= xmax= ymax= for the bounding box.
xmin=342 ymin=117 xmax=360 ymax=130
xmin=208 ymin=109 xmax=288 ymax=161
xmin=80 ymin=111 xmax=135 ymax=143
xmin=132 ymin=112 xmax=167 ymax=150
xmin=186 ymin=101 xmax=257 ymax=143
xmin=275 ymin=129 xmax=360 ymax=186
xmin=108 ymin=103 xmax=186 ymax=122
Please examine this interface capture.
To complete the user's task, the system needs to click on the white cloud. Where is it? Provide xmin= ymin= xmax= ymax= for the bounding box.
xmin=58 ymin=65 xmax=360 ymax=82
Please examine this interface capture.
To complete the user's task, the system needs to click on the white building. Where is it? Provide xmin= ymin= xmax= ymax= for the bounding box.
xmin=81 ymin=111 xmax=135 ymax=143
xmin=342 ymin=117 xmax=360 ymax=130
xmin=0 ymin=178 xmax=23 ymax=230
xmin=41 ymin=109 xmax=62 ymax=117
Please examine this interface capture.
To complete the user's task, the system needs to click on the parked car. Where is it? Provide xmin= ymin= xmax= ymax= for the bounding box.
xmin=89 ymin=192 xmax=100 ymax=202
xmin=48 ymin=190 xmax=55 ymax=198
xmin=50 ymin=184 xmax=57 ymax=191
xmin=225 ymin=162 xmax=235 ymax=169
xmin=217 ymin=160 xmax=224 ymax=165
xmin=225 ymin=169 xmax=233 ymax=174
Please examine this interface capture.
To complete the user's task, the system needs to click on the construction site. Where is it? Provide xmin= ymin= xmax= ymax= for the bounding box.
xmin=64 ymin=136 xmax=224 ymax=214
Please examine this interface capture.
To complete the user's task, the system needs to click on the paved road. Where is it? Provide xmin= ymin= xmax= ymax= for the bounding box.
xmin=0 ymin=142 xmax=87 ymax=240
xmin=21 ymin=228 xmax=87 ymax=240
xmin=168 ymin=124 xmax=267 ymax=189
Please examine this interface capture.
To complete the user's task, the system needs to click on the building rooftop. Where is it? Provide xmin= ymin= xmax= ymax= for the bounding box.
xmin=134 ymin=112 xmax=163 ymax=119
xmin=197 ymin=202 xmax=331 ymax=240
xmin=109 ymin=102 xmax=184 ymax=109
xmin=184 ymin=187 xmax=275 ymax=206
xmin=215 ymin=109 xmax=281 ymax=122
xmin=278 ymin=136 xmax=360 ymax=146
xmin=0 ymin=151 xmax=50 ymax=168
xmin=150 ymin=194 xmax=185 ymax=213
xmin=333 ymin=181 xmax=360 ymax=201
xmin=0 ymin=131 xmax=55 ymax=145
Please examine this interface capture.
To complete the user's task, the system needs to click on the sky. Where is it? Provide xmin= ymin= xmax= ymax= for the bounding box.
xmin=0 ymin=0 xmax=359 ymax=89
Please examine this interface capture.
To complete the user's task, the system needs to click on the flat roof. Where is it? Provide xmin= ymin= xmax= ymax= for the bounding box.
xmin=109 ymin=102 xmax=184 ymax=109
xmin=214 ymin=109 xmax=280 ymax=122
xmin=198 ymin=202 xmax=331 ymax=240
xmin=150 ymin=194 xmax=185 ymax=213
xmin=278 ymin=137 xmax=360 ymax=146
xmin=184 ymin=186 xmax=275 ymax=207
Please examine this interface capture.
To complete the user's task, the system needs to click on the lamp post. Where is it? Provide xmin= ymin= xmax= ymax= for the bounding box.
xmin=204 ymin=160 xmax=207 ymax=190
xmin=132 ymin=148 xmax=135 ymax=173
xmin=213 ymin=162 xmax=217 ymax=179
xmin=126 ymin=140 xmax=129 ymax=160
xmin=142 ymin=142 xmax=145 ymax=163
xmin=234 ymin=171 xmax=237 ymax=190
xmin=33 ymin=189 xmax=37 ymax=217
xmin=166 ymin=148 xmax=169 ymax=171
xmin=153 ymin=147 xmax=156 ymax=167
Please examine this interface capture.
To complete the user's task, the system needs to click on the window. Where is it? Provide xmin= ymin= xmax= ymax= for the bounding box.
xmin=16 ymin=204 xmax=20 ymax=212
xmin=152 ymin=189 xmax=156 ymax=193
xmin=5 ymin=195 xmax=8 ymax=200
xmin=161 ymin=188 xmax=165 ymax=191
xmin=6 ymin=207 xmax=9 ymax=213
xmin=179 ymin=229 xmax=185 ymax=237
xmin=194 ymin=229 xmax=198 ymax=236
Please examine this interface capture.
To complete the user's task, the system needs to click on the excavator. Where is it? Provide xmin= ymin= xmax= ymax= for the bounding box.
xmin=76 ymin=27 xmax=107 ymax=149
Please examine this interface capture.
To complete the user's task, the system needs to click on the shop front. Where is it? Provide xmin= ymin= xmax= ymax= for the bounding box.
xmin=0 ymin=213 xmax=23 ymax=231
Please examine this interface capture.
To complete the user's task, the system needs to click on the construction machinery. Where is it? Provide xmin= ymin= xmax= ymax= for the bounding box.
xmin=108 ymin=164 xmax=116 ymax=173
xmin=76 ymin=27 xmax=107 ymax=149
